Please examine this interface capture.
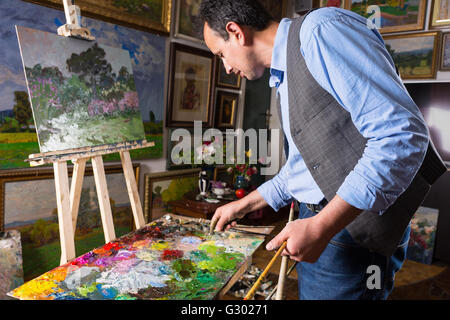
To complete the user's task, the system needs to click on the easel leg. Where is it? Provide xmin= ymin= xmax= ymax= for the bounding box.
xmin=70 ymin=158 xmax=87 ymax=234
xmin=53 ymin=161 xmax=76 ymax=265
xmin=91 ymin=155 xmax=116 ymax=243
xmin=120 ymin=151 xmax=145 ymax=229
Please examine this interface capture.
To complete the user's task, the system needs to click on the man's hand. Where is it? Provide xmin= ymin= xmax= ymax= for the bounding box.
xmin=265 ymin=216 xmax=331 ymax=263
xmin=210 ymin=189 xmax=269 ymax=232
xmin=265 ymin=195 xmax=362 ymax=263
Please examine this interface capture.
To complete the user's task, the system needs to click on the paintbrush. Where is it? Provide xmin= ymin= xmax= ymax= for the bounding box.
xmin=243 ymin=241 xmax=287 ymax=300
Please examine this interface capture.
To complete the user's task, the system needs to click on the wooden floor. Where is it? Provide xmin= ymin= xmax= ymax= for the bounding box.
xmin=221 ymin=207 xmax=450 ymax=300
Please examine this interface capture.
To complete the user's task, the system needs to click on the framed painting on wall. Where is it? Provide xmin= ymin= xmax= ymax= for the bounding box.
xmin=320 ymin=0 xmax=346 ymax=8
xmin=0 ymin=164 xmax=139 ymax=281
xmin=144 ymin=168 xmax=200 ymax=222
xmin=174 ymin=0 xmax=203 ymax=42
xmin=346 ymin=0 xmax=427 ymax=33
xmin=383 ymin=32 xmax=440 ymax=79
xmin=23 ymin=0 xmax=172 ymax=35
xmin=430 ymin=0 xmax=450 ymax=28
xmin=216 ymin=57 xmax=241 ymax=89
xmin=166 ymin=43 xmax=215 ymax=127
xmin=407 ymin=206 xmax=439 ymax=265
xmin=215 ymin=91 xmax=239 ymax=129
xmin=441 ymin=32 xmax=450 ymax=70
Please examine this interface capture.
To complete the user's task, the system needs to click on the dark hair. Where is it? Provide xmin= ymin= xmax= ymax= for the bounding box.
xmin=198 ymin=0 xmax=273 ymax=40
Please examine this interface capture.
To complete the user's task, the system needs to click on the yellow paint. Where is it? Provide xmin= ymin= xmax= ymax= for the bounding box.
xmin=132 ymin=239 xmax=151 ymax=249
xmin=151 ymin=241 xmax=171 ymax=250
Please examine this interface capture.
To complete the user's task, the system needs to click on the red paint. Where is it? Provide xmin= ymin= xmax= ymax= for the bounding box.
xmin=102 ymin=242 xmax=123 ymax=251
xmin=161 ymin=249 xmax=184 ymax=261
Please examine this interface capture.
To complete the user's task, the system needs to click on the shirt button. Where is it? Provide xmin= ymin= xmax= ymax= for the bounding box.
xmin=313 ymin=163 xmax=320 ymax=170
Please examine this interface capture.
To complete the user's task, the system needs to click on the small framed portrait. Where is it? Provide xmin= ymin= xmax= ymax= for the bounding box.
xmin=167 ymin=42 xmax=215 ymax=127
xmin=430 ymin=0 xmax=450 ymax=28
xmin=174 ymin=0 xmax=204 ymax=42
xmin=441 ymin=32 xmax=450 ymax=70
xmin=216 ymin=57 xmax=241 ymax=89
xmin=215 ymin=91 xmax=238 ymax=129
xmin=383 ymin=32 xmax=440 ymax=79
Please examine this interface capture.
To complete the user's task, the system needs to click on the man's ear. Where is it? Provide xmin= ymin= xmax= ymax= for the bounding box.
xmin=225 ymin=22 xmax=246 ymax=45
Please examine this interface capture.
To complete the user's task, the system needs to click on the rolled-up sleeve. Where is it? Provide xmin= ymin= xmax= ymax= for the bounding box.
xmin=257 ymin=163 xmax=294 ymax=211
xmin=300 ymin=9 xmax=429 ymax=212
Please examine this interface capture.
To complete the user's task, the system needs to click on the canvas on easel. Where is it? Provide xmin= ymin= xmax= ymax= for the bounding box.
xmin=16 ymin=26 xmax=146 ymax=153
xmin=15 ymin=21 xmax=151 ymax=265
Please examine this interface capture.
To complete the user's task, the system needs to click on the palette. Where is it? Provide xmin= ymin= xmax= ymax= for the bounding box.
xmin=7 ymin=214 xmax=264 ymax=300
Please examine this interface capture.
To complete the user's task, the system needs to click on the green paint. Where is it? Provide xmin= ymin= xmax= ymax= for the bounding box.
xmin=188 ymin=250 xmax=210 ymax=262
xmin=115 ymin=294 xmax=137 ymax=300
xmin=172 ymin=259 xmax=196 ymax=279
xmin=77 ymin=283 xmax=98 ymax=297
xmin=198 ymin=243 xmax=225 ymax=256
xmin=197 ymin=252 xmax=244 ymax=272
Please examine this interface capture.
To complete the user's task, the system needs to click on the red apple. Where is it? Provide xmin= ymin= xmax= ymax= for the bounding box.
xmin=235 ymin=188 xmax=245 ymax=199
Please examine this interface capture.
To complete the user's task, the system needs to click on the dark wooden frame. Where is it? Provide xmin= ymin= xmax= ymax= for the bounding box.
xmin=215 ymin=91 xmax=239 ymax=129
xmin=23 ymin=0 xmax=172 ymax=35
xmin=215 ymin=57 xmax=241 ymax=89
xmin=166 ymin=42 xmax=216 ymax=128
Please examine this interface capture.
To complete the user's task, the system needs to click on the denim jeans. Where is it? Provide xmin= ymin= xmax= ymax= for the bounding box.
xmin=295 ymin=202 xmax=410 ymax=300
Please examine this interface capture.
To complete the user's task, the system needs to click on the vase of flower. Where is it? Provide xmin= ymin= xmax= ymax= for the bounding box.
xmin=234 ymin=175 xmax=248 ymax=190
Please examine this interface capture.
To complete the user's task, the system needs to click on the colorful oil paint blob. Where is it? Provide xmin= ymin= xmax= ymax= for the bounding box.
xmin=7 ymin=217 xmax=264 ymax=300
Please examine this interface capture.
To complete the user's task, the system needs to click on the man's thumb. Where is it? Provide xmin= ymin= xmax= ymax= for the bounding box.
xmin=265 ymin=232 xmax=286 ymax=251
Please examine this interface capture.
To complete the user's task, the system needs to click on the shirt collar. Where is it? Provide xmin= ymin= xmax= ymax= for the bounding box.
xmin=269 ymin=18 xmax=292 ymax=88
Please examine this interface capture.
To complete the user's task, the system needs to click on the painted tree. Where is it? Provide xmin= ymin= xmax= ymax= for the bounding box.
xmin=12 ymin=91 xmax=32 ymax=129
xmin=66 ymin=43 xmax=114 ymax=100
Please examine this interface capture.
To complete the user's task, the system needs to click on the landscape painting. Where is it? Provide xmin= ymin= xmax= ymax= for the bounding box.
xmin=24 ymin=0 xmax=172 ymax=34
xmin=17 ymin=26 xmax=146 ymax=153
xmin=0 ymin=0 xmax=165 ymax=169
xmin=144 ymin=169 xmax=200 ymax=222
xmin=383 ymin=32 xmax=439 ymax=79
xmin=407 ymin=206 xmax=439 ymax=265
xmin=1 ymin=165 xmax=138 ymax=281
xmin=347 ymin=0 xmax=427 ymax=33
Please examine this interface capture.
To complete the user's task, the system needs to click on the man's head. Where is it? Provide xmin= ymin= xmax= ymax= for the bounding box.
xmin=199 ymin=0 xmax=273 ymax=80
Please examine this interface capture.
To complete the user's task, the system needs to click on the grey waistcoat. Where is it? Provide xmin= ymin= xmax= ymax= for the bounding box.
xmin=277 ymin=12 xmax=446 ymax=257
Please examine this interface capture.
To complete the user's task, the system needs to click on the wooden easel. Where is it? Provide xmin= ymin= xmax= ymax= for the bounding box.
xmin=26 ymin=0 xmax=154 ymax=265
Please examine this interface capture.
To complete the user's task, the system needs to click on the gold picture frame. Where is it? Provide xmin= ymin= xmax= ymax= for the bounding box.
xmin=430 ymin=0 xmax=450 ymax=28
xmin=174 ymin=0 xmax=204 ymax=43
xmin=0 ymin=163 xmax=140 ymax=280
xmin=441 ymin=32 xmax=450 ymax=71
xmin=383 ymin=32 xmax=440 ymax=79
xmin=143 ymin=168 xmax=200 ymax=222
xmin=346 ymin=0 xmax=427 ymax=34
xmin=24 ymin=0 xmax=172 ymax=35
xmin=215 ymin=91 xmax=238 ymax=129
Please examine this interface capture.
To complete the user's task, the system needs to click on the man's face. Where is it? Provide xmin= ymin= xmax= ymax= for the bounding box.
xmin=203 ymin=22 xmax=265 ymax=80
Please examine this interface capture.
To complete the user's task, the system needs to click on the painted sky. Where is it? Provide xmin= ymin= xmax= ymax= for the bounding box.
xmin=0 ymin=0 xmax=166 ymax=121
xmin=384 ymin=36 xmax=434 ymax=54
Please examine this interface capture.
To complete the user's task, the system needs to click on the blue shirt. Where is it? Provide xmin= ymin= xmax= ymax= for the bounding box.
xmin=257 ymin=7 xmax=429 ymax=213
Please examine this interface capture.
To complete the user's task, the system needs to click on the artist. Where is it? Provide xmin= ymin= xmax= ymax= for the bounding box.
xmin=201 ymin=0 xmax=447 ymax=300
